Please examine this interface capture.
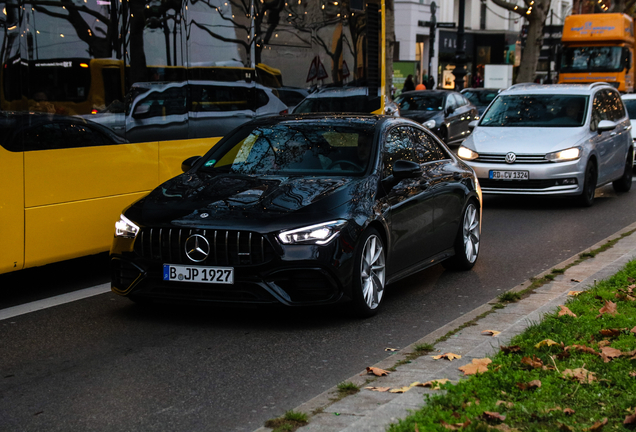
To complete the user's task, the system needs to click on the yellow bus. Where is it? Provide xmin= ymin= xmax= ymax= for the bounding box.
xmin=0 ymin=0 xmax=392 ymax=275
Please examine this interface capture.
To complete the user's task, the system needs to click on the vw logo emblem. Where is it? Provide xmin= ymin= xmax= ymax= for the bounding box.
xmin=505 ymin=152 xmax=517 ymax=164
xmin=184 ymin=234 xmax=210 ymax=263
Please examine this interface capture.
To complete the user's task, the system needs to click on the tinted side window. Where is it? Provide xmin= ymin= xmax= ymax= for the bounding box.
xmin=605 ymin=90 xmax=626 ymax=121
xmin=255 ymin=89 xmax=269 ymax=110
xmin=591 ymin=92 xmax=609 ymax=131
xmin=383 ymin=126 xmax=416 ymax=177
xmin=22 ymin=122 xmax=110 ymax=151
xmin=412 ymin=129 xmax=448 ymax=162
xmin=191 ymin=85 xmax=253 ymax=112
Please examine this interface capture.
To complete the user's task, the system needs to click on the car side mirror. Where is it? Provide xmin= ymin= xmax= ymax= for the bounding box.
xmin=393 ymin=160 xmax=422 ymax=180
xmin=468 ymin=120 xmax=479 ymax=128
xmin=182 ymin=156 xmax=201 ymax=172
xmin=446 ymin=106 xmax=455 ymax=116
xmin=132 ymin=104 xmax=150 ymax=119
xmin=597 ymin=120 xmax=617 ymax=134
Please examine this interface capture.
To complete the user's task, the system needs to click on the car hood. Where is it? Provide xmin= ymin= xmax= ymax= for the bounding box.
xmin=463 ymin=126 xmax=590 ymax=154
xmin=400 ymin=110 xmax=441 ymax=123
xmin=126 ymin=172 xmax=374 ymax=230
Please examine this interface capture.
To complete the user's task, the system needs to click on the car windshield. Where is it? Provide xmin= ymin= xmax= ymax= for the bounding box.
xmin=480 ymin=95 xmax=589 ymax=127
xmin=395 ymin=94 xmax=444 ymax=111
xmin=462 ymin=90 xmax=498 ymax=106
xmin=293 ymin=95 xmax=380 ymax=113
xmin=623 ymin=99 xmax=636 ymax=119
xmin=560 ymin=46 xmax=624 ymax=73
xmin=200 ymin=121 xmax=376 ymax=175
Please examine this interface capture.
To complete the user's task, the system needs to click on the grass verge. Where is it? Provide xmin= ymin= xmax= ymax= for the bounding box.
xmin=264 ymin=410 xmax=308 ymax=432
xmin=388 ymin=260 xmax=636 ymax=432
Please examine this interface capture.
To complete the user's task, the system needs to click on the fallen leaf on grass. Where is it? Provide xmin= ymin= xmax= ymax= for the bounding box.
xmin=365 ymin=386 xmax=390 ymax=392
xmin=545 ymin=406 xmax=562 ymax=413
xmin=365 ymin=367 xmax=390 ymax=376
xmin=516 ymin=380 xmax=541 ymax=390
xmin=521 ymin=355 xmax=544 ymax=369
xmin=458 ymin=358 xmax=492 ymax=375
xmin=463 ymin=399 xmax=481 ymax=407
xmin=562 ymin=367 xmax=596 ymax=384
xmin=601 ymin=346 xmax=622 ymax=362
xmin=615 ymin=292 xmax=636 ymax=302
xmin=384 ymin=348 xmax=398 ymax=352
xmin=566 ymin=344 xmax=601 ymax=357
xmin=482 ymin=411 xmax=506 ymax=422
xmin=564 ymin=408 xmax=575 ymax=415
xmin=501 ymin=345 xmax=521 ymax=354
xmin=440 ymin=420 xmax=471 ymax=430
xmin=598 ymin=340 xmax=611 ymax=348
xmin=631 ymin=326 xmax=636 ymax=335
xmin=585 ymin=418 xmax=608 ymax=431
xmin=597 ymin=301 xmax=618 ymax=318
xmin=482 ymin=330 xmax=501 ymax=337
xmin=432 ymin=353 xmax=462 ymax=361
xmin=535 ymin=339 xmax=560 ymax=349
xmin=496 ymin=400 xmax=514 ymax=408
xmin=558 ymin=306 xmax=577 ymax=317
xmin=624 ymin=413 xmax=636 ymax=426
xmin=630 ymin=371 xmax=636 ymax=378
xmin=568 ymin=290 xmax=583 ymax=296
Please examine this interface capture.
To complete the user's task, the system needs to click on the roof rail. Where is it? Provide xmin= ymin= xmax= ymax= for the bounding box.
xmin=589 ymin=82 xmax=609 ymax=89
xmin=507 ymin=83 xmax=540 ymax=90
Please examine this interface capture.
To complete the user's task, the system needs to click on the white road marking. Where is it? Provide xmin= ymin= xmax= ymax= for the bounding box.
xmin=0 ymin=283 xmax=111 ymax=321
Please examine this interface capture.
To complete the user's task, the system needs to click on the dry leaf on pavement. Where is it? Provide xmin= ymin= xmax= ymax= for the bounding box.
xmin=516 ymin=380 xmax=542 ymax=390
xmin=558 ymin=306 xmax=577 ymax=317
xmin=535 ymin=339 xmax=560 ymax=349
xmin=458 ymin=358 xmax=492 ymax=376
xmin=521 ymin=355 xmax=543 ymax=369
xmin=482 ymin=330 xmax=501 ymax=337
xmin=365 ymin=386 xmax=390 ymax=392
xmin=568 ymin=290 xmax=583 ymax=296
xmin=432 ymin=353 xmax=462 ymax=361
xmin=597 ymin=300 xmax=618 ymax=318
xmin=389 ymin=386 xmax=412 ymax=393
xmin=384 ymin=348 xmax=398 ymax=352
xmin=365 ymin=366 xmax=390 ymax=376
xmin=562 ymin=367 xmax=596 ymax=384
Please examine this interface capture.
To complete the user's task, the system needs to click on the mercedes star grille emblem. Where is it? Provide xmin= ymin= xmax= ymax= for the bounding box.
xmin=505 ymin=152 xmax=517 ymax=164
xmin=184 ymin=234 xmax=210 ymax=263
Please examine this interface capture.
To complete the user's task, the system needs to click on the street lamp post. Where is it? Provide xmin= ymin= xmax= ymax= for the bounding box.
xmin=453 ymin=0 xmax=468 ymax=91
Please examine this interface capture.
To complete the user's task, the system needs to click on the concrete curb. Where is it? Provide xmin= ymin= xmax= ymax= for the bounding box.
xmin=254 ymin=221 xmax=636 ymax=432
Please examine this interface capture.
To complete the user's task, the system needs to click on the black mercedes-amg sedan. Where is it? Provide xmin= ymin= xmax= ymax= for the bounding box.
xmin=110 ymin=114 xmax=482 ymax=316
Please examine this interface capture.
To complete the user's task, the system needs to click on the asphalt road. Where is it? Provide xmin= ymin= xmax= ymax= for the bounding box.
xmin=2 ymin=183 xmax=636 ymax=432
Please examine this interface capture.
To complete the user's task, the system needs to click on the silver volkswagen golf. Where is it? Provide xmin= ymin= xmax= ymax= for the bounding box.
xmin=457 ymin=83 xmax=633 ymax=206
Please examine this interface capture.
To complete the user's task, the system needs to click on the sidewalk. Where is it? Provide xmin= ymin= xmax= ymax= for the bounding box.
xmin=255 ymin=221 xmax=636 ymax=432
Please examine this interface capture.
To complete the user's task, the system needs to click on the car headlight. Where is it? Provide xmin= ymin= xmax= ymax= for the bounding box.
xmin=545 ymin=147 xmax=581 ymax=162
xmin=278 ymin=220 xmax=347 ymax=245
xmin=115 ymin=214 xmax=140 ymax=238
xmin=423 ymin=119 xmax=436 ymax=129
xmin=457 ymin=145 xmax=479 ymax=160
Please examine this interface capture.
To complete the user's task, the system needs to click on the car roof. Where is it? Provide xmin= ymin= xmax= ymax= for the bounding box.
xmin=400 ymin=90 xmax=453 ymax=97
xmin=499 ymin=83 xmax=615 ymax=96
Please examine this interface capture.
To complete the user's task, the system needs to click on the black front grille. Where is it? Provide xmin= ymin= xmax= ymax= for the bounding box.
xmin=479 ymin=178 xmax=567 ymax=189
xmin=475 ymin=153 xmax=548 ymax=164
xmin=134 ymin=228 xmax=275 ymax=266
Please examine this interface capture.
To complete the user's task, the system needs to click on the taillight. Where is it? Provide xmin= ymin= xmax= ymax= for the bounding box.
xmin=279 ymin=109 xmax=288 ymax=115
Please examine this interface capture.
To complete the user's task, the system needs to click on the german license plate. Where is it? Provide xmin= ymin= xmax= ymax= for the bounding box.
xmin=489 ymin=170 xmax=529 ymax=180
xmin=163 ymin=264 xmax=234 ymax=284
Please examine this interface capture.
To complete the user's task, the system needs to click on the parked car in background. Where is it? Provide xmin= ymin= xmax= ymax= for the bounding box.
xmin=458 ymin=83 xmax=633 ymax=206
xmin=110 ymin=114 xmax=482 ymax=316
xmin=621 ymin=93 xmax=636 ymax=142
xmin=83 ymin=80 xmax=288 ymax=142
xmin=292 ymin=86 xmax=400 ymax=116
xmin=273 ymin=87 xmax=310 ymax=112
xmin=395 ymin=90 xmax=479 ymax=146
xmin=460 ymin=88 xmax=501 ymax=117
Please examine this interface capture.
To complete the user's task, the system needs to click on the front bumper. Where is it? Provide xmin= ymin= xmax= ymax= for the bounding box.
xmin=467 ymin=159 xmax=585 ymax=196
xmin=110 ymin=226 xmax=357 ymax=306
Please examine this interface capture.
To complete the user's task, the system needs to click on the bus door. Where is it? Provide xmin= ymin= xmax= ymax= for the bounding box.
xmin=22 ymin=116 xmax=159 ymax=268
xmin=0 ymin=124 xmax=24 ymax=273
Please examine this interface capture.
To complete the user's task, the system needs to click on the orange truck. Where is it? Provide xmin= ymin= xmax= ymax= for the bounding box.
xmin=559 ymin=13 xmax=634 ymax=92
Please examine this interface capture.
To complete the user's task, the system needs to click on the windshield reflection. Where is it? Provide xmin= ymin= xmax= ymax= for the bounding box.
xmin=480 ymin=95 xmax=589 ymax=127
xmin=201 ymin=122 xmax=376 ymax=176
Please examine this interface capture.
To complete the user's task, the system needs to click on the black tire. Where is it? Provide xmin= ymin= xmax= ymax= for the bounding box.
xmin=351 ymin=228 xmax=387 ymax=318
xmin=443 ymin=200 xmax=480 ymax=271
xmin=578 ymin=161 xmax=597 ymax=207
xmin=612 ymin=150 xmax=633 ymax=193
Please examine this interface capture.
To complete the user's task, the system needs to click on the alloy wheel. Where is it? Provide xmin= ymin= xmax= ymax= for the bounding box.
xmin=463 ymin=203 xmax=480 ymax=264
xmin=360 ymin=234 xmax=386 ymax=309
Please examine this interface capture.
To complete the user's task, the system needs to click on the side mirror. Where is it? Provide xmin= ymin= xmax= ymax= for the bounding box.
xmin=393 ymin=160 xmax=422 ymax=180
xmin=132 ymin=104 xmax=150 ymax=118
xmin=446 ymin=106 xmax=455 ymax=116
xmin=468 ymin=120 xmax=479 ymax=128
xmin=182 ymin=156 xmax=202 ymax=172
xmin=597 ymin=120 xmax=617 ymax=134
